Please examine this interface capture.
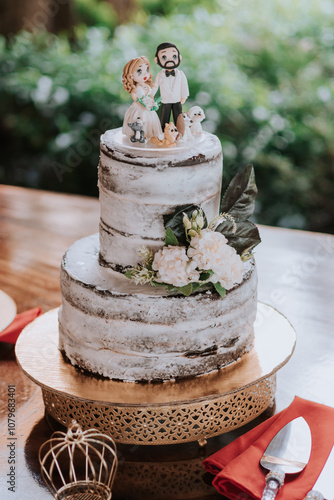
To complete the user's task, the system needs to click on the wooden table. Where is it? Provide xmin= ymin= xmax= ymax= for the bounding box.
xmin=1 ymin=185 xmax=334 ymax=499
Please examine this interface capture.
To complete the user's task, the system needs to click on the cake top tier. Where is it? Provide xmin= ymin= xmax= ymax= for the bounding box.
xmin=98 ymin=127 xmax=223 ymax=271
xmin=121 ymin=42 xmax=206 ymax=147
xmin=101 ymin=128 xmax=222 ymax=164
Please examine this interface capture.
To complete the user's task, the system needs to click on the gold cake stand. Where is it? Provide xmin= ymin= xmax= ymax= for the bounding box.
xmin=15 ymin=303 xmax=295 ymax=446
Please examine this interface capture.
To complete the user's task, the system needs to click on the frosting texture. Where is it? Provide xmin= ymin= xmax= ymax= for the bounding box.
xmin=59 ymin=234 xmax=257 ymax=382
xmin=99 ymin=129 xmax=222 ymax=268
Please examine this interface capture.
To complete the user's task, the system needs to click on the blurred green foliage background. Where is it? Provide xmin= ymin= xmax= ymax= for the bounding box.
xmin=0 ymin=0 xmax=333 ymax=233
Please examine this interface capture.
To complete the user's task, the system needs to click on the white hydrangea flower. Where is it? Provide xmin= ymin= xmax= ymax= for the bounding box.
xmin=187 ymin=228 xmax=244 ymax=289
xmin=152 ymin=246 xmax=199 ymax=287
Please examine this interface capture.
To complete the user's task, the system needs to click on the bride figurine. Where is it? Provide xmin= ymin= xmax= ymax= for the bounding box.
xmin=122 ymin=56 xmax=162 ymax=141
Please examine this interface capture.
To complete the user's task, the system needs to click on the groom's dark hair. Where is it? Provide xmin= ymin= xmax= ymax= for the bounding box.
xmin=155 ymin=42 xmax=180 ymax=59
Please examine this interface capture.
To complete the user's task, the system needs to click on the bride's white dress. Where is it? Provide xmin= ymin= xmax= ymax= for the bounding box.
xmin=122 ymin=85 xmax=162 ymax=140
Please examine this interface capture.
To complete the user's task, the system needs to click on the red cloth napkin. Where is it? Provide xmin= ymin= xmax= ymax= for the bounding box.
xmin=0 ymin=307 xmax=42 ymax=343
xmin=203 ymin=396 xmax=334 ymax=500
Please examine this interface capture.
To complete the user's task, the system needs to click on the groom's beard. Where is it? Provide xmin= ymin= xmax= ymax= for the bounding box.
xmin=157 ymin=57 xmax=180 ymax=69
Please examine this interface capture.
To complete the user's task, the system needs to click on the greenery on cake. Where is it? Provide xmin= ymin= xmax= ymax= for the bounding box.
xmin=125 ymin=165 xmax=261 ymax=297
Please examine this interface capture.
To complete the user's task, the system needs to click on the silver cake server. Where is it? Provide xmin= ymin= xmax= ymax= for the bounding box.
xmin=303 ymin=444 xmax=334 ymax=500
xmin=260 ymin=416 xmax=312 ymax=500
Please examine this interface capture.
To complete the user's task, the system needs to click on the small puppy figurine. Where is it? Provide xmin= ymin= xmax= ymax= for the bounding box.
xmin=151 ymin=123 xmax=178 ymax=148
xmin=127 ymin=118 xmax=146 ymax=143
xmin=188 ymin=106 xmax=205 ymax=136
xmin=176 ymin=112 xmax=193 ymax=142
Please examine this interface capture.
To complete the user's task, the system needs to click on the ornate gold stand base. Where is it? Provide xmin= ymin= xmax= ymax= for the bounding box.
xmin=16 ymin=304 xmax=295 ymax=446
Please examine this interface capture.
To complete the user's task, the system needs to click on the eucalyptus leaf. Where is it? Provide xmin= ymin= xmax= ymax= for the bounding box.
xmin=220 ymin=164 xmax=258 ymax=221
xmin=216 ymin=219 xmax=261 ymax=255
xmin=165 ymin=227 xmax=179 ymax=246
xmin=213 ymin=282 xmax=226 ymax=298
xmin=163 ymin=204 xmax=206 ymax=246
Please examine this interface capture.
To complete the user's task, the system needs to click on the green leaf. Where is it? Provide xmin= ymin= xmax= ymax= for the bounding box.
xmin=152 ymin=281 xmax=194 ymax=296
xmin=163 ymin=204 xmax=207 ymax=246
xmin=215 ymin=218 xmax=236 ymax=239
xmin=216 ymin=219 xmax=261 ymax=255
xmin=199 ymin=270 xmax=214 ymax=281
xmin=191 ymin=283 xmax=202 ymax=292
xmin=165 ymin=227 xmax=180 ymax=246
xmin=191 ymin=282 xmax=211 ymax=293
xmin=151 ymin=281 xmax=168 ymax=287
xmin=176 ymin=283 xmax=193 ymax=296
xmin=125 ymin=269 xmax=136 ymax=279
xmin=220 ymin=164 xmax=258 ymax=221
xmin=213 ymin=282 xmax=226 ymax=298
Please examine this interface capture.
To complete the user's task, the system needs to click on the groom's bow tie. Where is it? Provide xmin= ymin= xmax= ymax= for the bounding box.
xmin=165 ymin=70 xmax=176 ymax=77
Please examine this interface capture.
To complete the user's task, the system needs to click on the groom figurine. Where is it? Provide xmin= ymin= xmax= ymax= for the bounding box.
xmin=152 ymin=42 xmax=189 ymax=131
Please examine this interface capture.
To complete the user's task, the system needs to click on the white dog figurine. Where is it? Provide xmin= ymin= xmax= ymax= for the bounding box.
xmin=176 ymin=112 xmax=193 ymax=142
xmin=188 ymin=106 xmax=205 ymax=136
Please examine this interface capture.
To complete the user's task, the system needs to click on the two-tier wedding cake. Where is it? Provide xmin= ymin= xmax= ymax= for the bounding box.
xmin=58 ymin=43 xmax=261 ymax=383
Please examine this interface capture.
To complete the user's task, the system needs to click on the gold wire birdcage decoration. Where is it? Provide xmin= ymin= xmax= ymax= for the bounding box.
xmin=39 ymin=420 xmax=118 ymax=500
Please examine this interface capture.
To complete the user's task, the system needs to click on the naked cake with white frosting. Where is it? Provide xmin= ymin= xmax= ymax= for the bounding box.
xmin=58 ymin=45 xmax=261 ymax=383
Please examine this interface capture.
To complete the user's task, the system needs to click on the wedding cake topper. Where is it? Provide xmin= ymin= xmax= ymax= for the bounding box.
xmin=122 ymin=56 xmax=162 ymax=143
xmin=121 ymin=44 xmax=204 ymax=146
xmin=152 ymin=42 xmax=189 ymax=132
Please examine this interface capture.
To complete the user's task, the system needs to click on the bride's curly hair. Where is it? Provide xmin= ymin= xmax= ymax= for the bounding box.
xmin=122 ymin=56 xmax=153 ymax=93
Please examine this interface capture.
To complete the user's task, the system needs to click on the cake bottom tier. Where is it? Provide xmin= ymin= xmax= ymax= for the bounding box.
xmin=58 ymin=234 xmax=258 ymax=382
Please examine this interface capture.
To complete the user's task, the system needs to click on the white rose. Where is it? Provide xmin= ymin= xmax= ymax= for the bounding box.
xmin=187 ymin=228 xmax=244 ymax=289
xmin=152 ymin=246 xmax=199 ymax=287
